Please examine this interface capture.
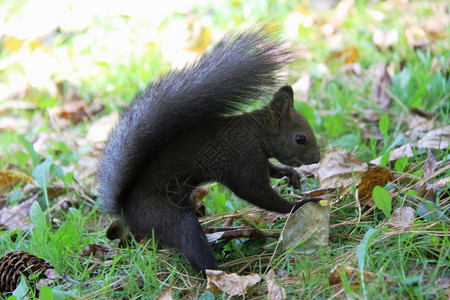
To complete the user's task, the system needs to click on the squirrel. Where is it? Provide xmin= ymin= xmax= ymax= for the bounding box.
xmin=98 ymin=29 xmax=321 ymax=276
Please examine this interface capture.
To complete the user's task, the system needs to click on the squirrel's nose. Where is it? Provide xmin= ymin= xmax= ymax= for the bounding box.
xmin=313 ymin=151 xmax=321 ymax=164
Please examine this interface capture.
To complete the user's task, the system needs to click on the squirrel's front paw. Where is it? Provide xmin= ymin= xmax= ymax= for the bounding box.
xmin=292 ymin=197 xmax=321 ymax=212
xmin=282 ymin=167 xmax=302 ymax=189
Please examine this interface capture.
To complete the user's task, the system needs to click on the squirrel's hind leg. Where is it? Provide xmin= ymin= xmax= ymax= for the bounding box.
xmin=164 ymin=210 xmax=219 ymax=276
xmin=123 ymin=198 xmax=218 ymax=276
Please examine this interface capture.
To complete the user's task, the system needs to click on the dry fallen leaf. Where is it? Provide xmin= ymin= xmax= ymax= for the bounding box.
xmin=266 ymin=269 xmax=286 ymax=300
xmin=372 ymin=62 xmax=393 ymax=113
xmin=417 ymin=125 xmax=450 ymax=150
xmin=357 ymin=167 xmax=393 ymax=207
xmin=326 ymin=47 xmax=359 ymax=66
xmin=387 ymin=207 xmax=416 ymax=229
xmin=405 ymin=26 xmax=429 ymax=49
xmin=318 ymin=148 xmax=368 ymax=194
xmin=292 ymin=73 xmax=311 ymax=100
xmin=370 ymin=144 xmax=414 ymax=166
xmin=155 ymin=286 xmax=173 ymax=300
xmin=0 ymin=193 xmax=38 ymax=231
xmin=0 ymin=169 xmax=36 ymax=194
xmin=80 ymin=243 xmax=115 ymax=257
xmin=206 ymin=269 xmax=260 ymax=296
xmin=371 ymin=27 xmax=399 ymax=49
xmin=87 ymin=112 xmax=119 ymax=145
xmin=329 ymin=264 xmax=381 ymax=291
xmin=280 ymin=202 xmax=330 ymax=254
xmin=406 ymin=108 xmax=436 ymax=132
xmin=321 ymin=0 xmax=354 ymax=36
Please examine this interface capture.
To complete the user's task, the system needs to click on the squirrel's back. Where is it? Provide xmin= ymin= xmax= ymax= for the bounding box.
xmin=98 ymin=29 xmax=292 ymax=214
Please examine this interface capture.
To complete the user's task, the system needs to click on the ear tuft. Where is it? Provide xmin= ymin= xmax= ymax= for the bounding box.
xmin=278 ymin=85 xmax=293 ymax=98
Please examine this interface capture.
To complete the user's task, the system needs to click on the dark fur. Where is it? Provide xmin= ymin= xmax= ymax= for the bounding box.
xmin=98 ymin=30 xmax=321 ymax=275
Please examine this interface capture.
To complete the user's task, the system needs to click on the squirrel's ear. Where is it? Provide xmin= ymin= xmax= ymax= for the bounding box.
xmin=278 ymin=85 xmax=294 ymax=98
xmin=269 ymin=85 xmax=294 ymax=115
xmin=266 ymin=85 xmax=295 ymax=132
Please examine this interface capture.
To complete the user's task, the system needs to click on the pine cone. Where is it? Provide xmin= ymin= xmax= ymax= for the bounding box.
xmin=0 ymin=251 xmax=55 ymax=293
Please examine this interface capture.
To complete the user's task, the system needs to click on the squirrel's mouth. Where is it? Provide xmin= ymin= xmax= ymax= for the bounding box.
xmin=281 ymin=153 xmax=321 ymax=167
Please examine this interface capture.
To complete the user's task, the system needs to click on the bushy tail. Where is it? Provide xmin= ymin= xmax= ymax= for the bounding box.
xmin=98 ymin=29 xmax=292 ymax=214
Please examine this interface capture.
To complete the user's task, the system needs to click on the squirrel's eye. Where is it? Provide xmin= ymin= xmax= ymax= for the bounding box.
xmin=295 ymin=135 xmax=307 ymax=145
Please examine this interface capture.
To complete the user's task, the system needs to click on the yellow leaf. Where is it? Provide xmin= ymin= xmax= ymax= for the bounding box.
xmin=0 ymin=170 xmax=36 ymax=194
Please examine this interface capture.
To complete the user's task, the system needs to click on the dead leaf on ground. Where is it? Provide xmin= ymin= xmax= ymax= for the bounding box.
xmin=205 ymin=228 xmax=280 ymax=244
xmin=0 ymin=116 xmax=30 ymax=134
xmin=302 ymin=186 xmax=342 ymax=199
xmin=80 ymin=243 xmax=116 ymax=257
xmin=321 ymin=0 xmax=354 ymax=36
xmin=429 ymin=57 xmax=444 ymax=73
xmin=291 ymin=73 xmax=311 ymax=100
xmin=387 ymin=207 xmax=416 ymax=229
xmin=0 ymin=100 xmax=37 ymax=113
xmin=87 ymin=112 xmax=119 ymax=145
xmin=329 ymin=264 xmax=382 ymax=291
xmin=423 ymin=150 xmax=437 ymax=180
xmin=206 ymin=269 xmax=260 ymax=296
xmin=155 ymin=286 xmax=173 ymax=300
xmin=417 ymin=125 xmax=450 ymax=150
xmin=295 ymin=163 xmax=319 ymax=178
xmin=244 ymin=211 xmax=288 ymax=226
xmin=357 ymin=167 xmax=393 ymax=207
xmin=0 ymin=169 xmax=35 ymax=194
xmin=0 ymin=193 xmax=38 ymax=231
xmin=371 ymin=27 xmax=399 ymax=49
xmin=372 ymin=62 xmax=393 ymax=113
xmin=318 ymin=148 xmax=368 ymax=194
xmin=406 ymin=108 xmax=436 ymax=133
xmin=370 ymin=144 xmax=414 ymax=166
xmin=415 ymin=151 xmax=442 ymax=202
xmin=280 ymin=202 xmax=330 ymax=254
xmin=49 ymin=99 xmax=88 ymax=125
xmin=266 ymin=269 xmax=286 ymax=300
xmin=326 ymin=47 xmax=359 ymax=66
xmin=405 ymin=26 xmax=429 ymax=49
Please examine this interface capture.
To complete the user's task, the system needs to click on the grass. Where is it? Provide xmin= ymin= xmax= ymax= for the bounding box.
xmin=0 ymin=0 xmax=449 ymax=299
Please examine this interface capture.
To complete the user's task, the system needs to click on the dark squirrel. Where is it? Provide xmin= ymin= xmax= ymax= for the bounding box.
xmin=98 ymin=30 xmax=321 ymax=276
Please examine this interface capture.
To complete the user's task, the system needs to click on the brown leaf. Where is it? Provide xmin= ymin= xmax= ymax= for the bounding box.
xmin=329 ymin=264 xmax=380 ymax=291
xmin=87 ymin=113 xmax=119 ymax=145
xmin=321 ymin=0 xmax=354 ymax=36
xmin=194 ymin=186 xmax=209 ymax=216
xmin=358 ymin=167 xmax=393 ymax=207
xmin=371 ymin=28 xmax=399 ymax=49
xmin=80 ymin=243 xmax=115 ymax=257
xmin=326 ymin=47 xmax=359 ymax=66
xmin=429 ymin=57 xmax=444 ymax=73
xmin=387 ymin=207 xmax=416 ymax=229
xmin=205 ymin=228 xmax=280 ymax=244
xmin=155 ymin=286 xmax=173 ymax=300
xmin=49 ymin=98 xmax=88 ymax=125
xmin=240 ymin=211 xmax=289 ymax=226
xmin=266 ymin=269 xmax=286 ymax=300
xmin=0 ymin=192 xmax=39 ymax=231
xmin=405 ymin=26 xmax=429 ymax=49
xmin=372 ymin=62 xmax=393 ymax=113
xmin=423 ymin=150 xmax=437 ymax=179
xmin=302 ymin=186 xmax=342 ymax=198
xmin=0 ymin=170 xmax=36 ymax=194
xmin=370 ymin=144 xmax=414 ymax=166
xmin=0 ymin=100 xmax=37 ymax=113
xmin=206 ymin=269 xmax=260 ymax=296
xmin=417 ymin=125 xmax=450 ymax=150
xmin=406 ymin=108 xmax=436 ymax=133
xmin=318 ymin=148 xmax=368 ymax=194
xmin=291 ymin=73 xmax=311 ymax=100
xmin=281 ymin=202 xmax=329 ymax=254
